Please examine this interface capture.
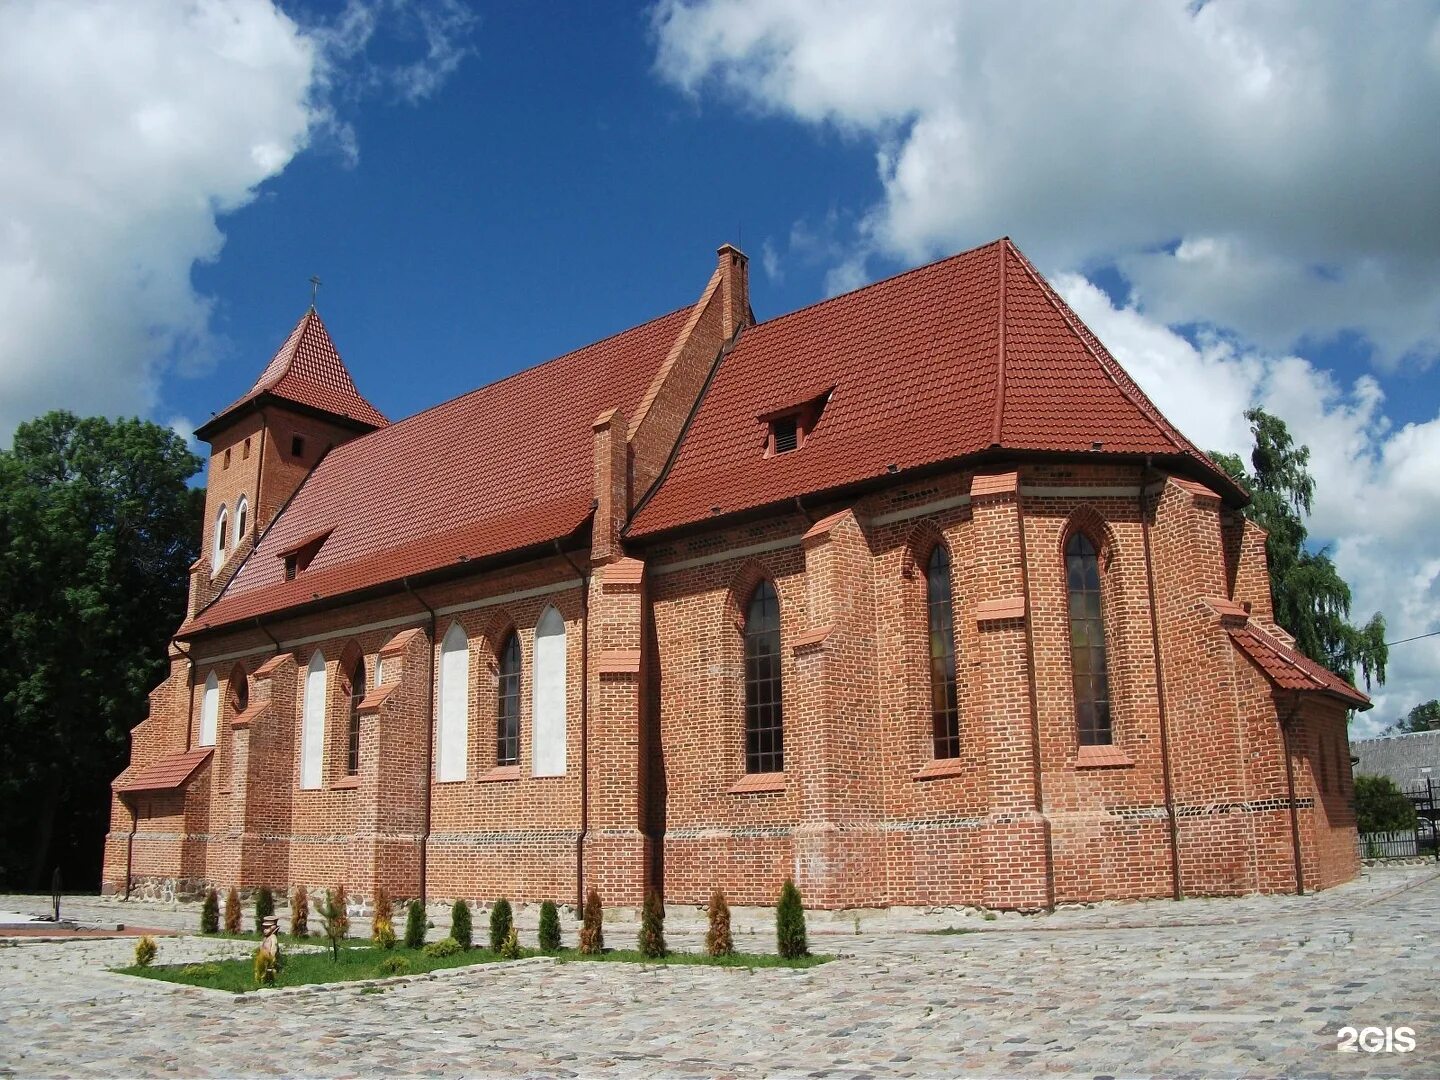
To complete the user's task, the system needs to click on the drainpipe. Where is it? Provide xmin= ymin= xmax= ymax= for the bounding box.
xmin=253 ymin=616 xmax=281 ymax=655
xmin=1280 ymin=692 xmax=1306 ymax=895
xmin=1013 ymin=484 xmax=1054 ymax=908
xmin=403 ymin=578 xmax=437 ymax=907
xmin=120 ymin=792 xmax=136 ymax=900
xmin=1140 ymin=459 xmax=1182 ymax=901
xmin=171 ymin=638 xmax=197 ymax=752
xmin=556 ymin=540 xmax=591 ymax=912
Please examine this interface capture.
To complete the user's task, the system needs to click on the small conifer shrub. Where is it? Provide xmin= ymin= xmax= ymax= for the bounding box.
xmin=423 ymin=936 xmax=461 ymax=958
xmin=488 ymin=898 xmax=513 ymax=953
xmin=578 ymin=887 xmax=604 ymax=955
xmin=133 ymin=935 xmax=157 ymax=968
xmin=537 ymin=900 xmax=562 ymax=952
xmin=200 ymin=888 xmax=220 ymax=934
xmin=638 ymin=888 xmax=667 ymax=958
xmin=319 ymin=886 xmax=350 ymax=961
xmin=377 ymin=954 xmax=411 ymax=977
xmin=776 ymin=878 xmax=808 ymax=959
xmin=404 ymin=899 xmax=426 ymax=949
xmin=499 ymin=925 xmax=522 ymax=960
xmin=290 ymin=885 xmax=309 ymax=936
xmin=224 ymin=887 xmax=242 ymax=934
xmin=372 ymin=886 xmax=394 ymax=946
xmin=451 ymin=899 xmax=473 ymax=950
xmin=705 ymin=889 xmax=734 ymax=957
xmin=253 ymin=947 xmax=278 ymax=986
xmin=254 ymin=886 xmax=275 ymax=925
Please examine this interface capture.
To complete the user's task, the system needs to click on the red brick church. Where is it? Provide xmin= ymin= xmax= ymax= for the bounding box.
xmin=104 ymin=239 xmax=1367 ymax=911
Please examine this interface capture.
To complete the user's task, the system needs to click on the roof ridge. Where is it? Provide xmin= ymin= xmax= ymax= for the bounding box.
xmin=1007 ymin=243 xmax=1187 ymax=457
xmin=989 ymin=238 xmax=1008 ymax=447
xmin=371 ymin=302 xmax=694 ymax=439
xmin=751 ymin=237 xmax=1006 ymax=332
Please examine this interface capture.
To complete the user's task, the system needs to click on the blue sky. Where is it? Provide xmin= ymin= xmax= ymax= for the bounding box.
xmin=193 ymin=2 xmax=890 ymax=427
xmin=1 ymin=0 xmax=1437 ymax=731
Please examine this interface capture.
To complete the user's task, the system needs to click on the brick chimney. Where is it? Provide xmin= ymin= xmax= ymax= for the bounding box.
xmin=717 ymin=243 xmax=750 ymax=340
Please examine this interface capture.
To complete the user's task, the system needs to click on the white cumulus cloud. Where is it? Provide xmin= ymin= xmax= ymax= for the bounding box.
xmin=0 ymin=0 xmax=474 ymax=444
xmin=655 ymin=0 xmax=1440 ymax=725
xmin=654 ymin=0 xmax=1440 ymax=367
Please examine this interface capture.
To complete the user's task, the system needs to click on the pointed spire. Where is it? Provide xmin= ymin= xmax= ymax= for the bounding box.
xmin=195 ymin=308 xmax=386 ymax=441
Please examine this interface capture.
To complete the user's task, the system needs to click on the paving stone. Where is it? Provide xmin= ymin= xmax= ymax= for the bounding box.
xmin=0 ymin=868 xmax=1435 ymax=1077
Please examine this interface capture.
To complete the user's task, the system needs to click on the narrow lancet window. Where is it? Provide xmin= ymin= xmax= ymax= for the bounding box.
xmin=497 ymin=632 xmax=521 ymax=767
xmin=744 ymin=581 xmax=784 ymax=773
xmin=345 ymin=654 xmax=365 ymax=776
xmin=927 ymin=546 xmax=960 ymax=758
xmin=1066 ymin=532 xmax=1112 ymax=745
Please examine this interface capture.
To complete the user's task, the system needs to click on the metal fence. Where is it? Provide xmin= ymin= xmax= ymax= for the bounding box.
xmin=1358 ymin=778 xmax=1439 ymax=861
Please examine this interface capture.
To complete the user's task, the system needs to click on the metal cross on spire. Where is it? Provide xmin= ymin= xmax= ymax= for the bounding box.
xmin=308 ymin=275 xmax=322 ymax=309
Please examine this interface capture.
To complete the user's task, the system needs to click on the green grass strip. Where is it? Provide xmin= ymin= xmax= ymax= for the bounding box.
xmin=115 ymin=943 xmax=828 ymax=992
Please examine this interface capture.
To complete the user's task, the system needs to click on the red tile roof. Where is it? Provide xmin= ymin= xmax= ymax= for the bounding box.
xmin=114 ymin=748 xmax=212 ymax=793
xmin=183 ymin=307 xmax=691 ymax=634
xmin=628 ymin=238 xmax=1241 ymax=539
xmin=1229 ymin=624 xmax=1371 ymax=709
xmin=197 ymin=308 xmax=388 ymax=438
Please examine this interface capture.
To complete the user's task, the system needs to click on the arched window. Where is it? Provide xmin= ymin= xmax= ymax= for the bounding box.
xmin=532 ymin=607 xmax=568 ymax=776
xmin=1066 ymin=532 xmax=1112 ymax=745
xmin=199 ymin=671 xmax=220 ymax=747
xmin=496 ymin=632 xmax=521 ymax=767
xmin=927 ymin=546 xmax=960 ymax=759
xmin=437 ymin=622 xmax=469 ymax=781
xmin=233 ymin=496 xmax=249 ymax=549
xmin=300 ymin=650 xmax=326 ymax=789
xmin=345 ymin=653 xmax=365 ymax=776
xmin=213 ymin=505 xmax=228 ymax=568
xmin=744 ymin=580 xmax=784 ymax=773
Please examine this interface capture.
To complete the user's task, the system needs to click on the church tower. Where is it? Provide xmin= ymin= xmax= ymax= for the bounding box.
xmin=188 ymin=306 xmax=386 ymax=614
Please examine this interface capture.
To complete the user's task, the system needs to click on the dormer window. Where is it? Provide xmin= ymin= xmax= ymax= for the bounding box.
xmin=761 ymin=387 xmax=833 ymax=458
xmin=772 ymin=414 xmax=799 ymax=454
xmin=278 ymin=528 xmax=332 ymax=582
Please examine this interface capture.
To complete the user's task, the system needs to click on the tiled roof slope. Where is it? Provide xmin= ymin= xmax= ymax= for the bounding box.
xmin=114 ymin=748 xmax=212 ymax=792
xmin=628 ymin=238 xmax=1241 ymax=538
xmin=184 ymin=307 xmax=691 ymax=633
xmin=1351 ymin=730 xmax=1440 ymax=788
xmin=198 ymin=308 xmax=388 ymax=437
xmin=1229 ymin=624 xmax=1371 ymax=709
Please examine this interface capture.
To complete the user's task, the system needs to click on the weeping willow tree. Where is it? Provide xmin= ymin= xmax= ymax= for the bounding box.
xmin=1211 ymin=407 xmax=1386 ymax=691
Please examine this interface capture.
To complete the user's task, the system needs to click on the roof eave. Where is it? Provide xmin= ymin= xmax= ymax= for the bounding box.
xmin=194 ymin=391 xmax=385 ymax=443
xmin=176 ymin=517 xmax=595 ymax=644
xmin=626 ymin=446 xmax=1246 ymax=547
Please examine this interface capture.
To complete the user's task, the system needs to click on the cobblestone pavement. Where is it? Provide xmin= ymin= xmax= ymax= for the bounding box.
xmin=1 ymin=868 xmax=1436 ymax=1078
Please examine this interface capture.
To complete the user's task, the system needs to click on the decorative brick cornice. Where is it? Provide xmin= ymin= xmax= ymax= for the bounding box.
xmin=791 ymin=625 xmax=834 ymax=653
xmin=975 ymin=595 xmax=1026 ymax=623
xmin=595 ymin=648 xmax=641 ymax=676
xmin=970 ymin=470 xmax=1019 ymax=500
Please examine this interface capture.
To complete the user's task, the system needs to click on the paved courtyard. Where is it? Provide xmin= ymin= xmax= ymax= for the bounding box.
xmin=1 ymin=867 xmax=1436 ymax=1078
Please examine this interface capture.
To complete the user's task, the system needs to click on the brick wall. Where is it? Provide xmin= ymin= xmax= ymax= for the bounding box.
xmin=105 ymin=459 xmax=1361 ymax=909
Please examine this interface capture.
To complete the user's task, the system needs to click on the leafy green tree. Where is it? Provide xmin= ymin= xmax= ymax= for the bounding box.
xmin=0 ymin=411 xmax=201 ymax=888
xmin=1385 ymin=700 xmax=1440 ymax=735
xmin=1354 ymin=775 xmax=1418 ymax=834
xmin=1211 ymin=408 xmax=1386 ymax=689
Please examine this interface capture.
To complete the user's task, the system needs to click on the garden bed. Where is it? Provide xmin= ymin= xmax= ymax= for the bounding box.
xmin=116 ymin=944 xmax=829 ymax=992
